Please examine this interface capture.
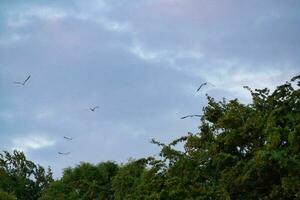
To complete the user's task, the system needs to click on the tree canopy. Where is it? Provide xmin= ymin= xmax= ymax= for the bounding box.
xmin=2 ymin=75 xmax=300 ymax=199
xmin=39 ymin=161 xmax=119 ymax=200
xmin=0 ymin=150 xmax=53 ymax=200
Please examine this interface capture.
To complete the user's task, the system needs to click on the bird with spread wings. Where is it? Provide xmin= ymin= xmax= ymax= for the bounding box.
xmin=63 ymin=136 xmax=73 ymax=140
xmin=14 ymin=75 xmax=31 ymax=86
xmin=58 ymin=152 xmax=71 ymax=155
xmin=196 ymin=82 xmax=215 ymax=92
xmin=89 ymin=106 xmax=99 ymax=112
xmin=180 ymin=114 xmax=202 ymax=119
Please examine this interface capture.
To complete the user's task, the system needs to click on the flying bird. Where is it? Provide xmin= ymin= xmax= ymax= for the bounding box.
xmin=63 ymin=136 xmax=73 ymax=140
xmin=89 ymin=106 xmax=99 ymax=112
xmin=14 ymin=75 xmax=31 ymax=86
xmin=58 ymin=152 xmax=71 ymax=155
xmin=196 ymin=82 xmax=215 ymax=92
xmin=180 ymin=114 xmax=202 ymax=119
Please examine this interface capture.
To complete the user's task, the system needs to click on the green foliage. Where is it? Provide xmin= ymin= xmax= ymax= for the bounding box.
xmin=112 ymin=158 xmax=164 ymax=200
xmin=0 ymin=190 xmax=15 ymax=200
xmin=143 ymin=75 xmax=300 ymax=199
xmin=0 ymin=150 xmax=53 ymax=200
xmin=40 ymin=161 xmax=119 ymax=200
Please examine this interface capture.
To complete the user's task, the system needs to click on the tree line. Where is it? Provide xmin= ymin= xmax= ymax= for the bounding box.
xmin=1 ymin=75 xmax=300 ymax=199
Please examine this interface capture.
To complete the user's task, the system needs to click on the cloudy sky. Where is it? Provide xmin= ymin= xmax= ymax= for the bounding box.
xmin=0 ymin=0 xmax=299 ymax=177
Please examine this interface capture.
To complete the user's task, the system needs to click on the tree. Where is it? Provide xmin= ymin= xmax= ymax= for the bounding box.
xmin=112 ymin=159 xmax=149 ymax=199
xmin=0 ymin=150 xmax=53 ymax=200
xmin=0 ymin=190 xmax=15 ymax=200
xmin=40 ymin=161 xmax=119 ymax=200
xmin=147 ymin=75 xmax=300 ymax=199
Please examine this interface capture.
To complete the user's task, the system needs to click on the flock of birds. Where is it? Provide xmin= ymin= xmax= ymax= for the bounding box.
xmin=13 ymin=75 xmax=215 ymax=156
xmin=13 ymin=75 xmax=100 ymax=156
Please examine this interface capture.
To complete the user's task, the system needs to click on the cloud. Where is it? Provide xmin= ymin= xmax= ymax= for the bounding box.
xmin=12 ymin=134 xmax=56 ymax=152
xmin=0 ymin=33 xmax=23 ymax=45
xmin=34 ymin=107 xmax=55 ymax=121
xmin=129 ymin=43 xmax=166 ymax=61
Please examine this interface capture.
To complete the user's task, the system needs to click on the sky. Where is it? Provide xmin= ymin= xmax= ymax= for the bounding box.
xmin=0 ymin=0 xmax=299 ymax=178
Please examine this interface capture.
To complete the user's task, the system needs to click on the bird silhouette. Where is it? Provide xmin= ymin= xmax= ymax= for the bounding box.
xmin=196 ymin=82 xmax=215 ymax=92
xmin=14 ymin=75 xmax=31 ymax=86
xmin=89 ymin=106 xmax=99 ymax=112
xmin=58 ymin=152 xmax=71 ymax=155
xmin=63 ymin=136 xmax=73 ymax=140
xmin=180 ymin=114 xmax=202 ymax=119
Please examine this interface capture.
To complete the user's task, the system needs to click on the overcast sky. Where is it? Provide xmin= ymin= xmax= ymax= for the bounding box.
xmin=0 ymin=0 xmax=299 ymax=178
